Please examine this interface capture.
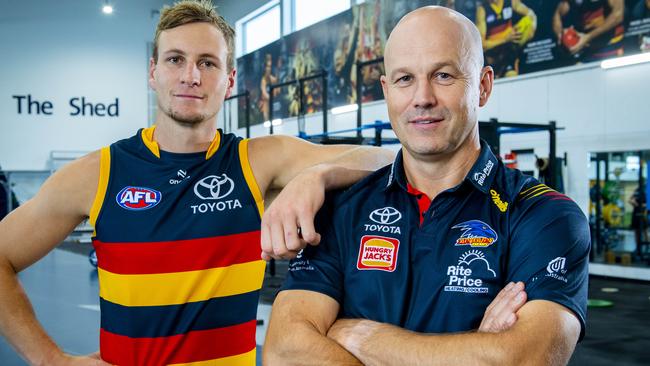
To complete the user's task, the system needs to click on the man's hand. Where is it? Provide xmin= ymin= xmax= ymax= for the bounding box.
xmin=507 ymin=29 xmax=524 ymax=44
xmin=50 ymin=351 xmax=110 ymax=366
xmin=327 ymin=318 xmax=378 ymax=359
xmin=261 ymin=167 xmax=325 ymax=260
xmin=479 ymin=281 xmax=527 ymax=333
xmin=569 ymin=31 xmax=590 ymax=54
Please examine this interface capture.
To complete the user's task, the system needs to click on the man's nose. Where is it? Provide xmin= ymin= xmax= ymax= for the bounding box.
xmin=412 ymin=79 xmax=437 ymax=109
xmin=181 ymin=63 xmax=201 ymax=87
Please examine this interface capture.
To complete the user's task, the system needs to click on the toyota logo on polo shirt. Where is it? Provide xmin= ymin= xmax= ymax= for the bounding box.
xmin=194 ymin=174 xmax=234 ymax=200
xmin=369 ymin=207 xmax=402 ymax=225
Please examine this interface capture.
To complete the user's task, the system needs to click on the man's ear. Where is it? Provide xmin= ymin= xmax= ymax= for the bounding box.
xmin=148 ymin=58 xmax=157 ymax=91
xmin=225 ymin=68 xmax=237 ymax=99
xmin=478 ymin=66 xmax=494 ymax=107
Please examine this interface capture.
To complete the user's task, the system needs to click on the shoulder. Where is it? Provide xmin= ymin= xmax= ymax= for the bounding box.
xmin=247 ymin=134 xmax=302 ymax=152
xmin=35 ymin=150 xmax=102 ymax=216
xmin=500 ymin=168 xmax=588 ymax=232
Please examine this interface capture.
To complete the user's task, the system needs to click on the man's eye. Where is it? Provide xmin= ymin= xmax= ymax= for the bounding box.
xmin=201 ymin=60 xmax=215 ymax=68
xmin=396 ymin=75 xmax=412 ymax=83
xmin=437 ymin=72 xmax=452 ymax=80
xmin=167 ymin=56 xmax=181 ymax=64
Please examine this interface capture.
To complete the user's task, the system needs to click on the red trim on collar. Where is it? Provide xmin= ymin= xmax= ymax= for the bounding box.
xmin=407 ymin=183 xmax=431 ymax=225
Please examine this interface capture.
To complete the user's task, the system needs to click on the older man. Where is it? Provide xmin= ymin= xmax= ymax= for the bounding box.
xmin=0 ymin=1 xmax=393 ymax=365
xmin=265 ymin=6 xmax=589 ymax=366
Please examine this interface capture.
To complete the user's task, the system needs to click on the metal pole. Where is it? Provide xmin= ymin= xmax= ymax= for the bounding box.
xmin=299 ymin=80 xmax=304 ymax=135
xmin=489 ymin=118 xmax=500 ymax=156
xmin=0 ymin=180 xmax=10 ymax=217
xmin=549 ymin=121 xmax=557 ymax=190
xmin=356 ymin=62 xmax=362 ymax=139
xmin=595 ymin=154 xmax=603 ymax=255
xmin=322 ymin=72 xmax=328 ymax=134
xmin=268 ymin=86 xmax=274 ymax=135
xmin=245 ymin=91 xmax=251 ymax=138
xmin=374 ymin=121 xmax=382 ymax=146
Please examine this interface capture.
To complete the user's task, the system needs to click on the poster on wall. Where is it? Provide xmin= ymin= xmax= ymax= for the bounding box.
xmin=237 ymin=0 xmax=650 ymax=128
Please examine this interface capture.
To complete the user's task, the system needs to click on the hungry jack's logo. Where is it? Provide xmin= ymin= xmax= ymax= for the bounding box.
xmin=357 ymin=235 xmax=400 ymax=272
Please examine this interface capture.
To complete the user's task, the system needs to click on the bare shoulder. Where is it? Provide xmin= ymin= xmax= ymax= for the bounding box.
xmin=248 ymin=134 xmax=301 ymax=155
xmin=36 ymin=149 xmax=102 ymax=217
xmin=0 ymin=151 xmax=103 ymax=271
xmin=246 ymin=135 xmax=304 ymax=193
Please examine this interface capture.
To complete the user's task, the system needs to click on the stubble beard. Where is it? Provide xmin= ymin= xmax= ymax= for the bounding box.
xmin=161 ymin=103 xmax=218 ymax=127
xmin=168 ymin=109 xmax=207 ymax=126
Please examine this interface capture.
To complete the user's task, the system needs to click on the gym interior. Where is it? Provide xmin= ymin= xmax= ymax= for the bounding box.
xmin=1 ymin=0 xmax=649 ymax=365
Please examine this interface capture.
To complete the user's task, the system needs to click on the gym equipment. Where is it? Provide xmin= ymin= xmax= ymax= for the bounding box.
xmin=587 ymin=299 xmax=614 ymax=308
xmin=355 ymin=57 xmax=384 ymax=138
xmin=224 ymin=90 xmax=251 ymax=138
xmin=299 ymin=121 xmax=400 ymax=146
xmin=479 ymin=118 xmax=563 ymax=191
xmin=267 ymin=70 xmax=328 ymax=136
xmin=89 ymin=249 xmax=98 ymax=267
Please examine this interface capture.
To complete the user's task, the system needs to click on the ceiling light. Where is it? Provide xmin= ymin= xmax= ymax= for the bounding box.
xmin=102 ymin=4 xmax=113 ymax=14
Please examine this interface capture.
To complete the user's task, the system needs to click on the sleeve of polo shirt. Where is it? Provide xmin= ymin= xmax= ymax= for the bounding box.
xmin=280 ymin=193 xmax=345 ymax=304
xmin=506 ymin=184 xmax=591 ymax=340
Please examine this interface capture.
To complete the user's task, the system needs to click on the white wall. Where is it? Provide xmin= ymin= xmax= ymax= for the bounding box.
xmin=489 ymin=62 xmax=650 ymax=213
xmin=3 ymin=0 xmax=649 ymax=216
xmin=234 ymin=61 xmax=650 ymax=214
xmin=0 ymin=0 xmax=171 ymax=171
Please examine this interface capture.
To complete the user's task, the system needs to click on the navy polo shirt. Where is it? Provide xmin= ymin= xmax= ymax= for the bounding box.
xmin=283 ymin=141 xmax=590 ymax=338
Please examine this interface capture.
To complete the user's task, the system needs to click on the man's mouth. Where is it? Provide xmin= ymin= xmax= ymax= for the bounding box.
xmin=409 ymin=117 xmax=443 ymax=124
xmin=174 ymin=94 xmax=204 ymax=100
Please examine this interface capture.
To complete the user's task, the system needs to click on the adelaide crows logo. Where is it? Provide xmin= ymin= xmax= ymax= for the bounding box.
xmin=452 ymin=220 xmax=498 ymax=248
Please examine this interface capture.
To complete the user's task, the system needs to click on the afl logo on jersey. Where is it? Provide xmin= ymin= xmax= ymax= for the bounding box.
xmin=116 ymin=186 xmax=162 ymax=210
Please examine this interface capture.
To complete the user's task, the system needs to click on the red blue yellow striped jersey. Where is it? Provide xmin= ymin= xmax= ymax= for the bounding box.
xmin=89 ymin=126 xmax=265 ymax=365
xmin=480 ymin=0 xmax=514 ymax=43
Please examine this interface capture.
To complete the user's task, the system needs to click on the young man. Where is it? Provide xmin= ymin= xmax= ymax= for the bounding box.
xmin=0 ymin=1 xmax=393 ymax=365
xmin=266 ymin=6 xmax=589 ymax=365
xmin=553 ymin=0 xmax=624 ymax=62
xmin=475 ymin=0 xmax=537 ymax=77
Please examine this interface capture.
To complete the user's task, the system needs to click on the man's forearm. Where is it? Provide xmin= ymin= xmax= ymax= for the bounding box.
xmin=329 ymin=301 xmax=579 ymax=366
xmin=0 ymin=259 xmax=62 ymax=365
xmin=343 ymin=321 xmax=509 ymax=366
xmin=264 ymin=322 xmax=361 ymax=365
xmin=586 ymin=1 xmax=623 ymax=41
xmin=317 ymin=147 xmax=394 ymax=190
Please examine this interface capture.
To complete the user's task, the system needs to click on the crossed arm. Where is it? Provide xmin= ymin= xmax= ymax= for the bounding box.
xmin=265 ymin=286 xmax=580 ymax=366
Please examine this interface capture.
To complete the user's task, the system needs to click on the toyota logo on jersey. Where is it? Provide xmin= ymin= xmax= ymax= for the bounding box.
xmin=194 ymin=174 xmax=234 ymax=200
xmin=116 ymin=186 xmax=162 ymax=210
xmin=369 ymin=207 xmax=402 ymax=225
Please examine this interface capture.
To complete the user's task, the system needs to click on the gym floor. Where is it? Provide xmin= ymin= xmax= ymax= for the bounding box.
xmin=0 ymin=246 xmax=648 ymax=365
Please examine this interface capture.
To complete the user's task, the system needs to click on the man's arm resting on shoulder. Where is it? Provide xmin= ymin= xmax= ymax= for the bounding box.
xmin=328 ymin=300 xmax=581 ymax=366
xmin=0 ymin=152 xmax=108 ymax=365
xmin=248 ymin=135 xmax=395 ymax=259
xmin=263 ymin=290 xmax=362 ymax=366
xmin=249 ymin=134 xmax=394 ymax=194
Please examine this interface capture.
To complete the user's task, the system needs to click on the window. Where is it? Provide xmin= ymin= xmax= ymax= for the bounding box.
xmin=236 ymin=0 xmax=359 ymax=57
xmin=241 ymin=1 xmax=281 ymax=54
xmin=293 ymin=0 xmax=350 ymax=31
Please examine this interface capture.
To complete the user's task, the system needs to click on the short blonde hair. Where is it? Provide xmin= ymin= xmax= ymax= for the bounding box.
xmin=153 ymin=0 xmax=235 ymax=71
